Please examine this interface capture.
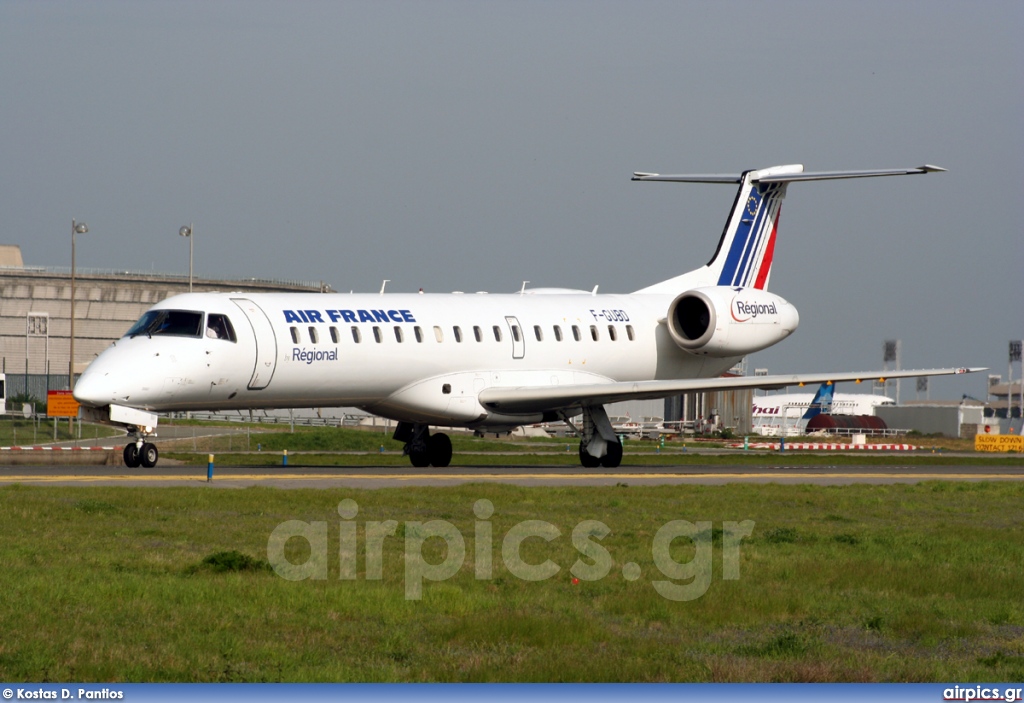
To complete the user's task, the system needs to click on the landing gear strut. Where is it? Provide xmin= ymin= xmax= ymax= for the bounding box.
xmin=123 ymin=426 xmax=158 ymax=469
xmin=567 ymin=405 xmax=623 ymax=469
xmin=394 ymin=422 xmax=452 ymax=468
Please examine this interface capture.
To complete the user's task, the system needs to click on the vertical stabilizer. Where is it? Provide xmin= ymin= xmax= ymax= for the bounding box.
xmin=710 ymin=165 xmax=801 ymax=290
xmin=631 ymin=164 xmax=944 ymax=295
xmin=802 ymin=382 xmax=835 ymax=420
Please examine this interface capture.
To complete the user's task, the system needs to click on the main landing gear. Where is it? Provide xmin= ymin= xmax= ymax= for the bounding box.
xmin=394 ymin=422 xmax=452 ymax=468
xmin=568 ymin=405 xmax=623 ymax=469
xmin=122 ymin=427 xmax=159 ymax=469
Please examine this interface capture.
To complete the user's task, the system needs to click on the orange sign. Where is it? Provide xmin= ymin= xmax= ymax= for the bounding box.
xmin=47 ymin=390 xmax=81 ymax=418
xmin=975 ymin=434 xmax=1024 ymax=453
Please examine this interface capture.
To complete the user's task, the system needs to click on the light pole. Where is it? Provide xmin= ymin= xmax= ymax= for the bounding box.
xmin=70 ymin=219 xmax=89 ymax=389
xmin=179 ymin=223 xmax=193 ymax=292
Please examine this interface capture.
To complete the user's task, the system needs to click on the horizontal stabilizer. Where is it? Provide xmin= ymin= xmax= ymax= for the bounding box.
xmin=478 ymin=366 xmax=984 ymax=415
xmin=632 ymin=165 xmax=946 ymax=184
xmin=631 ymin=164 xmax=946 ymax=295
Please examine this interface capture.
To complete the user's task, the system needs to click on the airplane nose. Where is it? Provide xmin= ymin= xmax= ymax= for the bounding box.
xmin=73 ymin=368 xmax=112 ymax=407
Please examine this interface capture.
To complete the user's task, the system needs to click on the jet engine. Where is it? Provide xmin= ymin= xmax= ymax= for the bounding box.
xmin=665 ymin=286 xmax=799 ymax=357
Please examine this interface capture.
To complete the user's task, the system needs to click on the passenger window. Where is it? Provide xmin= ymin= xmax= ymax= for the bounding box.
xmin=434 ymin=326 xmax=444 ymax=342
xmin=473 ymin=326 xmax=483 ymax=342
xmin=608 ymin=325 xmax=617 ymax=341
xmin=373 ymin=326 xmax=382 ymax=343
xmin=309 ymin=326 xmax=319 ymax=344
xmin=492 ymin=325 xmax=502 ymax=342
xmin=206 ymin=313 xmax=236 ymax=342
xmin=512 ymin=325 xmax=521 ymax=342
xmin=414 ymin=326 xmax=424 ymax=343
xmin=290 ymin=326 xmax=300 ymax=344
xmin=454 ymin=326 xmax=463 ymax=343
xmin=330 ymin=326 xmax=340 ymax=343
xmin=590 ymin=325 xmax=599 ymax=341
xmin=534 ymin=325 xmax=543 ymax=342
xmin=626 ymin=324 xmax=635 ymax=341
xmin=351 ymin=327 xmax=362 ymax=343
xmin=572 ymin=325 xmax=581 ymax=341
xmin=394 ymin=326 xmax=404 ymax=343
xmin=553 ymin=325 xmax=563 ymax=342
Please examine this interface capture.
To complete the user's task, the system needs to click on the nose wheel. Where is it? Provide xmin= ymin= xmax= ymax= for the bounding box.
xmin=123 ymin=427 xmax=159 ymax=468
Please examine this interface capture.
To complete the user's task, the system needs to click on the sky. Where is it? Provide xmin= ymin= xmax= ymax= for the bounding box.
xmin=1 ymin=0 xmax=1020 ymax=401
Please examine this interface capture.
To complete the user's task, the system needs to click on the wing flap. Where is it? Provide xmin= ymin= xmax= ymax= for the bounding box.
xmin=477 ymin=367 xmax=983 ymax=415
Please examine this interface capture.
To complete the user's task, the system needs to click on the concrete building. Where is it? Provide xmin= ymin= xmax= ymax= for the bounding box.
xmin=875 ymin=401 xmax=986 ymax=439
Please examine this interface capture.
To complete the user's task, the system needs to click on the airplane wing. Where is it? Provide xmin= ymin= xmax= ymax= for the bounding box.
xmin=477 ymin=367 xmax=983 ymax=415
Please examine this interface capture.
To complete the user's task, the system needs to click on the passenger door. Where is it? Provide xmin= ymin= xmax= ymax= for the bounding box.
xmin=504 ymin=316 xmax=525 ymax=360
xmin=231 ymin=298 xmax=278 ymax=389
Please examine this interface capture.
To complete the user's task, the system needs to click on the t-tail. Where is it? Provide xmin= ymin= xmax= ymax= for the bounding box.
xmin=632 ymin=164 xmax=946 ymax=295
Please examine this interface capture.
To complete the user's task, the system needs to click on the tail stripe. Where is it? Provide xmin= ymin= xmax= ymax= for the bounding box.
xmin=717 ymin=181 xmax=784 ymax=287
xmin=752 ymin=208 xmax=779 ymax=290
xmin=743 ymin=191 xmax=783 ymax=287
xmin=716 ymin=186 xmax=764 ymax=286
xmin=735 ymin=185 xmax=779 ymax=286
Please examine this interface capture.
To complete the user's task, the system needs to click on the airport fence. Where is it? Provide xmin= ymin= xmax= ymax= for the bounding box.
xmin=2 ymin=372 xmax=71 ymax=412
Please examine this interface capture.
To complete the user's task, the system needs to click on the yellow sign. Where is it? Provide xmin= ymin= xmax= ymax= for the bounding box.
xmin=975 ymin=434 xmax=1024 ymax=453
xmin=46 ymin=391 xmax=81 ymax=418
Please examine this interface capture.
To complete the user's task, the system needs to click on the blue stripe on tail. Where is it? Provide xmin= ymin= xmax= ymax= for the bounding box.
xmin=717 ymin=187 xmax=763 ymax=286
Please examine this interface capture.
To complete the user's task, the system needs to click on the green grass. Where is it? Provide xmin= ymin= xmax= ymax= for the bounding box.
xmin=157 ymin=425 xmax=1024 ymax=466
xmin=0 ymin=419 xmax=122 ymax=446
xmin=1 ymin=482 xmax=1023 ymax=681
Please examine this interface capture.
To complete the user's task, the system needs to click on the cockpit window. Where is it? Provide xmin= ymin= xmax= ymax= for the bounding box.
xmin=125 ymin=310 xmax=204 ymax=338
xmin=206 ymin=314 xmax=237 ymax=342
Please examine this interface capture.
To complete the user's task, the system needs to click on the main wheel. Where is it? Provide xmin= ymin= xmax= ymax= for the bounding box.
xmin=600 ymin=440 xmax=623 ymax=468
xmin=579 ymin=441 xmax=601 ymax=468
xmin=140 ymin=442 xmax=159 ymax=468
xmin=428 ymin=433 xmax=452 ymax=468
xmin=409 ymin=448 xmax=431 ymax=467
xmin=123 ymin=443 xmax=141 ymax=468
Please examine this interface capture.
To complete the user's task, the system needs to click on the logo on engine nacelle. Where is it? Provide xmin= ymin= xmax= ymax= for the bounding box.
xmin=731 ymin=299 xmax=778 ymax=322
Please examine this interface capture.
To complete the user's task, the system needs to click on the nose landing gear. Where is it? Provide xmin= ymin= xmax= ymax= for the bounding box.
xmin=123 ymin=427 xmax=158 ymax=468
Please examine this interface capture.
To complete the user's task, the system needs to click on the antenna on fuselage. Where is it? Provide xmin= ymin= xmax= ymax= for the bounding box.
xmin=591 ymin=285 xmax=599 ymax=295
xmin=520 ymin=281 xmax=529 ymax=295
xmin=380 ymin=280 xmax=389 ymax=295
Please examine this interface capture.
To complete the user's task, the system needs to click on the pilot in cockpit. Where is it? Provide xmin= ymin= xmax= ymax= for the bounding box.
xmin=206 ymin=313 xmax=230 ymax=340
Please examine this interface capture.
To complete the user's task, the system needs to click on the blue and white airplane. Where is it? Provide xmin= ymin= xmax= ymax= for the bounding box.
xmin=751 ymin=382 xmax=896 ymax=436
xmin=73 ymin=163 xmax=980 ymax=469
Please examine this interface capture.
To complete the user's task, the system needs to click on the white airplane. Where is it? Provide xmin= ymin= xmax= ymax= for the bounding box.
xmin=752 ymin=382 xmax=895 ymax=436
xmin=73 ymin=163 xmax=981 ymax=469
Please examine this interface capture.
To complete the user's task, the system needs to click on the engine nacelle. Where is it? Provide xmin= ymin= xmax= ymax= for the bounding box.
xmin=666 ymin=287 xmax=799 ymax=357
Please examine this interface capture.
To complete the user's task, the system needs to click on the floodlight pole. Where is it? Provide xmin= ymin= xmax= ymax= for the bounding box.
xmin=179 ymin=224 xmax=193 ymax=292
xmin=69 ymin=218 xmax=89 ymax=390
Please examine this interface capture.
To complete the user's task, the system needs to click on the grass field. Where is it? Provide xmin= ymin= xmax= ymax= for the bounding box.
xmin=152 ymin=425 xmax=1021 ymax=467
xmin=2 ymin=481 xmax=1023 ymax=682
xmin=0 ymin=418 xmax=123 ymax=446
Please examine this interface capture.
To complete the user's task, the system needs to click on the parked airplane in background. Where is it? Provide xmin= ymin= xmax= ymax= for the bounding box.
xmin=73 ymin=163 xmax=980 ymax=469
xmin=752 ymin=382 xmax=895 ymax=436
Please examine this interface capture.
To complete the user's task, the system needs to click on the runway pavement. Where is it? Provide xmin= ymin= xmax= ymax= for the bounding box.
xmin=1 ymin=461 xmax=1022 ymax=487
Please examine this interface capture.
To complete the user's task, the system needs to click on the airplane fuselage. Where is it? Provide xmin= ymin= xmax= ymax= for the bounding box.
xmin=75 ymin=290 xmax=742 ymax=428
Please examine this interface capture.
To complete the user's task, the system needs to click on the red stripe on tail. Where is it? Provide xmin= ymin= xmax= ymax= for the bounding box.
xmin=752 ymin=211 xmax=780 ymax=290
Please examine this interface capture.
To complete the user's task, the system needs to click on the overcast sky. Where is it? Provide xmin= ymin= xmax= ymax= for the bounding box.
xmin=1 ymin=1 xmax=1020 ymax=400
